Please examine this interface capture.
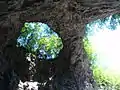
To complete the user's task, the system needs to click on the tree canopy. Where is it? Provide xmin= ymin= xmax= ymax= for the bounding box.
xmin=17 ymin=22 xmax=63 ymax=60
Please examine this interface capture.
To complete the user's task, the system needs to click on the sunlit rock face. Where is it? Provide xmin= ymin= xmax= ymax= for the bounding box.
xmin=17 ymin=22 xmax=63 ymax=60
xmin=83 ymin=14 xmax=120 ymax=89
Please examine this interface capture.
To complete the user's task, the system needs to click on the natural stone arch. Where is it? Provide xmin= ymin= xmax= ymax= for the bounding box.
xmin=0 ymin=0 xmax=120 ymax=90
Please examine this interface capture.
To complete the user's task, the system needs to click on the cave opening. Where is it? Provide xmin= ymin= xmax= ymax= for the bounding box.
xmin=2 ymin=22 xmax=64 ymax=89
xmin=17 ymin=22 xmax=63 ymax=61
xmin=83 ymin=13 xmax=120 ymax=89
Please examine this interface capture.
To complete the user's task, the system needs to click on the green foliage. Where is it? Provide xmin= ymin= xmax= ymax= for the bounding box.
xmin=17 ymin=22 xmax=63 ymax=60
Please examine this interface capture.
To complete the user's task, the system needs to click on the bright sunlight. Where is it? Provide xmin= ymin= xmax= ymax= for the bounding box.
xmin=90 ymin=25 xmax=120 ymax=75
xmin=83 ymin=14 xmax=120 ymax=89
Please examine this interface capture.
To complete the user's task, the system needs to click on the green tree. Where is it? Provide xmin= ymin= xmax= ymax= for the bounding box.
xmin=17 ymin=22 xmax=63 ymax=60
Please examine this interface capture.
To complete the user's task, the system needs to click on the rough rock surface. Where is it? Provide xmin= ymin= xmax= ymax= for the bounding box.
xmin=0 ymin=0 xmax=120 ymax=90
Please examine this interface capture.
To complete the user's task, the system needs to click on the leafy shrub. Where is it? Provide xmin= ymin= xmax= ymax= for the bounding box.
xmin=17 ymin=22 xmax=63 ymax=60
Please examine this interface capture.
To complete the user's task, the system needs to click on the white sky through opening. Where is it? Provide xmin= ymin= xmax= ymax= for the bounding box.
xmin=89 ymin=25 xmax=120 ymax=75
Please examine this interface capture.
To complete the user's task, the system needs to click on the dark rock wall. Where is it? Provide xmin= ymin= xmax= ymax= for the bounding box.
xmin=0 ymin=0 xmax=120 ymax=90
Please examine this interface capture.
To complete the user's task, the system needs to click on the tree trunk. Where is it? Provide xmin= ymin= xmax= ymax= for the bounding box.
xmin=0 ymin=0 xmax=120 ymax=90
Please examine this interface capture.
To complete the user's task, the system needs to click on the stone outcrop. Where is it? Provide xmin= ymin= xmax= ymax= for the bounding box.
xmin=0 ymin=0 xmax=120 ymax=90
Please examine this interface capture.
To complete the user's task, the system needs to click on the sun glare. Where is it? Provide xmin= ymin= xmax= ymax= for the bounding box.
xmin=90 ymin=25 xmax=120 ymax=75
xmin=84 ymin=14 xmax=120 ymax=89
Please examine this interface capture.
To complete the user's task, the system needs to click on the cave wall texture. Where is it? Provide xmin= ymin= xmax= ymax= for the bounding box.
xmin=0 ymin=0 xmax=120 ymax=90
